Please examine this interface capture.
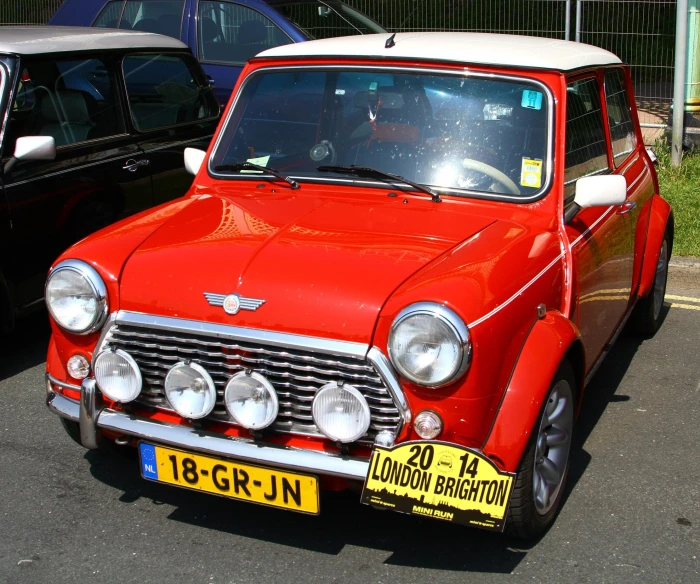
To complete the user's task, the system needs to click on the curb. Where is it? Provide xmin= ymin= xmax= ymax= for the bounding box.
xmin=669 ymin=256 xmax=700 ymax=270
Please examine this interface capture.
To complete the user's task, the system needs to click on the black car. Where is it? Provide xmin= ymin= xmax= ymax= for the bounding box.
xmin=0 ymin=27 xmax=219 ymax=332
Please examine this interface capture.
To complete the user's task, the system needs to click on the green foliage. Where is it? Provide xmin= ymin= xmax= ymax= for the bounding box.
xmin=655 ymin=143 xmax=700 ymax=257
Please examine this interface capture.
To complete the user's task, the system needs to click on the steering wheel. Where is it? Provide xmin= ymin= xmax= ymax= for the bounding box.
xmin=462 ymin=158 xmax=521 ymax=196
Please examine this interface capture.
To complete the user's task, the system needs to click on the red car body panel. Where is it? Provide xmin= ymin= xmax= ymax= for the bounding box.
xmin=46 ymin=51 xmax=667 ymax=478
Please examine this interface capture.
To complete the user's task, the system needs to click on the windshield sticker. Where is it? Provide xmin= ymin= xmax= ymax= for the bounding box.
xmin=521 ymin=158 xmax=543 ymax=188
xmin=521 ymin=90 xmax=543 ymax=110
xmin=243 ymin=155 xmax=271 ymax=172
xmin=335 ymin=89 xmax=346 ymax=95
xmin=361 ymin=441 xmax=515 ymax=531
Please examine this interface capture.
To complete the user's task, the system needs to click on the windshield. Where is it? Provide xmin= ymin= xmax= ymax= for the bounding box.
xmin=210 ymin=69 xmax=550 ymax=199
xmin=271 ymin=1 xmax=385 ymax=38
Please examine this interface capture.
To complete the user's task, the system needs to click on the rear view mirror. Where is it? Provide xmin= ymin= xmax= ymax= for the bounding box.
xmin=565 ymin=175 xmax=627 ymax=223
xmin=3 ymin=135 xmax=56 ymax=175
xmin=184 ymin=147 xmax=206 ymax=176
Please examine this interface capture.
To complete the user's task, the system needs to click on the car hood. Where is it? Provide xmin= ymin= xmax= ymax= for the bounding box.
xmin=119 ymin=188 xmax=497 ymax=343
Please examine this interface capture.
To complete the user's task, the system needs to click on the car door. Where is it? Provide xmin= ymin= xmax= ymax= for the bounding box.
xmin=0 ymin=53 xmax=152 ymax=310
xmin=122 ymin=51 xmax=220 ymax=205
xmin=602 ymin=67 xmax=654 ymax=294
xmin=193 ymin=0 xmax=294 ymax=104
xmin=564 ymin=73 xmax=636 ymax=370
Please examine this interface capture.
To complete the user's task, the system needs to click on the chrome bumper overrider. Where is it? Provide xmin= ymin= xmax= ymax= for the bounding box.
xmin=45 ymin=374 xmax=370 ymax=480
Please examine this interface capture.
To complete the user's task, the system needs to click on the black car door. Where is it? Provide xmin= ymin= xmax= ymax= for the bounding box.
xmin=122 ymin=51 xmax=219 ymax=205
xmin=0 ymin=53 xmax=153 ymax=311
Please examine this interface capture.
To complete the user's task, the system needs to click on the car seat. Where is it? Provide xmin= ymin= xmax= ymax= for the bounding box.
xmin=38 ymin=90 xmax=94 ymax=146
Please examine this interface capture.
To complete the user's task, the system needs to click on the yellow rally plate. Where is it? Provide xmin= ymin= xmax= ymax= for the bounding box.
xmin=361 ymin=441 xmax=515 ymax=531
xmin=138 ymin=443 xmax=319 ymax=514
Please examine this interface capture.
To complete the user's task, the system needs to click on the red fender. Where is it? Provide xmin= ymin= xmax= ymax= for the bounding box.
xmin=638 ymin=194 xmax=674 ymax=298
xmin=482 ymin=311 xmax=583 ymax=472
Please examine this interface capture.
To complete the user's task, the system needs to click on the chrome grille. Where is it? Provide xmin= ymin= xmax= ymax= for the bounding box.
xmin=102 ymin=321 xmax=402 ymax=443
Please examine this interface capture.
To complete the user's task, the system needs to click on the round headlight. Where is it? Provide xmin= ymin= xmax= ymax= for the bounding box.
xmin=45 ymin=260 xmax=108 ymax=334
xmin=164 ymin=362 xmax=217 ymax=419
xmin=224 ymin=371 xmax=278 ymax=430
xmin=93 ymin=349 xmax=142 ymax=403
xmin=312 ymin=382 xmax=370 ymax=443
xmin=388 ymin=302 xmax=471 ymax=388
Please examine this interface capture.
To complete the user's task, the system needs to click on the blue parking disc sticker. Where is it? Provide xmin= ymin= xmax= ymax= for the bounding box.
xmin=521 ymin=90 xmax=543 ymax=110
xmin=139 ymin=443 xmax=159 ymax=480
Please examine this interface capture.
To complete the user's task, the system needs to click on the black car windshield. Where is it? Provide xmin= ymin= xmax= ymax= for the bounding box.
xmin=271 ymin=1 xmax=385 ymax=38
xmin=210 ymin=69 xmax=550 ymax=198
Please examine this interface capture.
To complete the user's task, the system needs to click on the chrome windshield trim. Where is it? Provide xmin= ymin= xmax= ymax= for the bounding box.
xmin=95 ymin=310 xmax=370 ymax=360
xmin=208 ymin=64 xmax=555 ymax=204
xmin=367 ymin=347 xmax=412 ymax=428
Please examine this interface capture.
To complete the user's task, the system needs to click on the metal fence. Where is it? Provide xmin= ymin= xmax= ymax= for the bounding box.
xmin=0 ymin=0 xmax=62 ymax=26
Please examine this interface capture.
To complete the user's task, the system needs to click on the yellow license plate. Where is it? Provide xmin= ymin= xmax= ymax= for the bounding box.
xmin=138 ymin=442 xmax=319 ymax=514
xmin=361 ymin=441 xmax=515 ymax=531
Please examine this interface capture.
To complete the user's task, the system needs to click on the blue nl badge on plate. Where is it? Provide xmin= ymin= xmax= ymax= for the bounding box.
xmin=139 ymin=443 xmax=159 ymax=480
xmin=521 ymin=90 xmax=543 ymax=110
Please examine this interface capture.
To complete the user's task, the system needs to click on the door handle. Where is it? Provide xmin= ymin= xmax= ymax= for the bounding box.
xmin=617 ymin=201 xmax=637 ymax=215
xmin=123 ymin=158 xmax=150 ymax=172
xmin=206 ymin=75 xmax=216 ymax=87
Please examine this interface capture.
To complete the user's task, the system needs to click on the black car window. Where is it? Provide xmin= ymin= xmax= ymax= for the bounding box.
xmin=3 ymin=58 xmax=124 ymax=151
xmin=198 ymin=1 xmax=292 ymax=65
xmin=604 ymin=68 xmax=637 ymax=166
xmin=564 ymin=77 xmax=609 ymax=202
xmin=123 ymin=53 xmax=219 ymax=131
xmin=94 ymin=0 xmax=185 ymax=38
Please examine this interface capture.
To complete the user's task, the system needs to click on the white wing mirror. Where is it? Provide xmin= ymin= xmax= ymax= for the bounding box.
xmin=4 ymin=136 xmax=56 ymax=174
xmin=184 ymin=147 xmax=206 ymax=176
xmin=565 ymin=175 xmax=627 ymax=222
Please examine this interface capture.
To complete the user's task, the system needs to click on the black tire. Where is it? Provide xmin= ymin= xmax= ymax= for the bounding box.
xmin=59 ymin=418 xmax=135 ymax=458
xmin=630 ymin=232 xmax=671 ymax=336
xmin=60 ymin=417 xmax=83 ymax=446
xmin=506 ymin=361 xmax=577 ymax=539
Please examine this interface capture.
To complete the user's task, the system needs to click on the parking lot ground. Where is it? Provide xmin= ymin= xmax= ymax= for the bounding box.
xmin=1 ymin=266 xmax=699 ymax=584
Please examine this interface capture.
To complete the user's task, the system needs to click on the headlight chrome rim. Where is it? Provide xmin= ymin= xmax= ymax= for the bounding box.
xmin=388 ymin=302 xmax=471 ymax=388
xmin=93 ymin=348 xmax=142 ymax=403
xmin=164 ymin=361 xmax=217 ymax=420
xmin=45 ymin=259 xmax=108 ymax=335
xmin=224 ymin=371 xmax=279 ymax=430
xmin=312 ymin=382 xmax=371 ymax=443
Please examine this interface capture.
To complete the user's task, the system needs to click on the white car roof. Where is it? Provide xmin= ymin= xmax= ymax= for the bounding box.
xmin=258 ymin=32 xmax=622 ymax=72
xmin=0 ymin=26 xmax=188 ymax=55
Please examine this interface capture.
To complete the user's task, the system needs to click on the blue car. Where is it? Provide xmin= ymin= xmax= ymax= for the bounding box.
xmin=49 ymin=0 xmax=385 ymax=103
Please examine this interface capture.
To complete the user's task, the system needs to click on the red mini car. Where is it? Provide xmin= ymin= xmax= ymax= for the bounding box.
xmin=44 ymin=33 xmax=672 ymax=538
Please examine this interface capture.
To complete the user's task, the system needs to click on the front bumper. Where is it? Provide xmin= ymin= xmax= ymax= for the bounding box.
xmin=46 ymin=374 xmax=370 ymax=481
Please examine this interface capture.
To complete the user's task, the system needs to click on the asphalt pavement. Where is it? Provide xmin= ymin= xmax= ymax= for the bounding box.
xmin=1 ymin=267 xmax=699 ymax=584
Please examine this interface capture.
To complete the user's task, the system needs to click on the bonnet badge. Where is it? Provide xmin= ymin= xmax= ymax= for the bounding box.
xmin=204 ymin=292 xmax=266 ymax=315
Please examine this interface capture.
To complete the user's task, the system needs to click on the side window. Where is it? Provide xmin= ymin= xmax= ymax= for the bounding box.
xmin=564 ymin=77 xmax=609 ymax=201
xmin=605 ymin=68 xmax=637 ymax=166
xmin=93 ymin=1 xmax=124 ymax=28
xmin=123 ymin=53 xmax=219 ymax=131
xmin=198 ymin=2 xmax=292 ymax=65
xmin=4 ymin=58 xmax=124 ymax=151
xmin=95 ymin=1 xmax=185 ymax=39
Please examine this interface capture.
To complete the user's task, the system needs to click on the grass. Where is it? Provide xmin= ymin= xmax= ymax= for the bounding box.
xmin=654 ymin=143 xmax=700 ymax=257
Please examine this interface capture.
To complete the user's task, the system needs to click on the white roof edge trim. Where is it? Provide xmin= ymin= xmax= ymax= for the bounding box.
xmin=258 ymin=32 xmax=622 ymax=72
xmin=0 ymin=26 xmax=188 ymax=55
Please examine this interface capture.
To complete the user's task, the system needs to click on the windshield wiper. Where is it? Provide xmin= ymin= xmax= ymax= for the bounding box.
xmin=213 ymin=162 xmax=300 ymax=189
xmin=317 ymin=165 xmax=441 ymax=202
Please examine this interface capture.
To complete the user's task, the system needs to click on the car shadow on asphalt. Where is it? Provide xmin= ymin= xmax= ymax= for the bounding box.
xmin=0 ymin=310 xmax=51 ymax=382
xmin=81 ymin=306 xmax=668 ymax=574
